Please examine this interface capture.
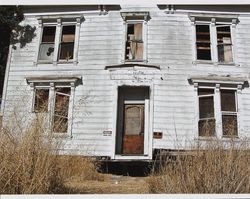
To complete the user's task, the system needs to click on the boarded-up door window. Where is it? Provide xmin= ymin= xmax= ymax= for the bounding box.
xmin=124 ymin=105 xmax=144 ymax=135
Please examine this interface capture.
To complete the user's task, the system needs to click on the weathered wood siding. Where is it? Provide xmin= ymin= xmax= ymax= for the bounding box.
xmin=2 ymin=5 xmax=250 ymax=157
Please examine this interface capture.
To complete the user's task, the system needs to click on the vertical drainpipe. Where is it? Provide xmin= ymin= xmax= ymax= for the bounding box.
xmin=0 ymin=44 xmax=13 ymax=117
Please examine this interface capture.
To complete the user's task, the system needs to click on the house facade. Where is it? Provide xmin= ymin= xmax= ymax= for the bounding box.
xmin=1 ymin=5 xmax=250 ymax=161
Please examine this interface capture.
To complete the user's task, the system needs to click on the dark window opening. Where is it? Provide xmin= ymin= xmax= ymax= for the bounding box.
xmin=217 ymin=26 xmax=233 ymax=63
xmin=53 ymin=88 xmax=71 ymax=133
xmin=198 ymin=88 xmax=215 ymax=136
xmin=196 ymin=25 xmax=211 ymax=60
xmin=125 ymin=23 xmax=143 ymax=61
xmin=34 ymin=89 xmax=49 ymax=112
xmin=59 ymin=26 xmax=75 ymax=61
xmin=221 ymin=90 xmax=237 ymax=137
xmin=38 ymin=26 xmax=56 ymax=61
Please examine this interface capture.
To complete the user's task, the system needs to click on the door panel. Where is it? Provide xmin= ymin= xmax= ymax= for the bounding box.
xmin=123 ymin=104 xmax=144 ymax=154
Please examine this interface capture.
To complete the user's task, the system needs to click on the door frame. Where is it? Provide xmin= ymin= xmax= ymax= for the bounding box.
xmin=111 ymin=81 xmax=154 ymax=160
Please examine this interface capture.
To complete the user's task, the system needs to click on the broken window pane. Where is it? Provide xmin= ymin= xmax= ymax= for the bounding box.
xmin=222 ymin=115 xmax=237 ymax=137
xmin=59 ymin=26 xmax=75 ymax=61
xmin=34 ymin=89 xmax=49 ymax=112
xmin=221 ymin=90 xmax=236 ymax=112
xmin=199 ymin=96 xmax=214 ymax=119
xmin=125 ymin=23 xmax=143 ymax=60
xmin=53 ymin=88 xmax=70 ymax=133
xmin=38 ymin=26 xmax=56 ymax=61
xmin=196 ymin=25 xmax=211 ymax=60
xmin=199 ymin=119 xmax=215 ymax=136
xmin=217 ymin=26 xmax=233 ymax=63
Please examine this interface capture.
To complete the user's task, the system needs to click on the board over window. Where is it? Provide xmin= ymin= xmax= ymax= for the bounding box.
xmin=121 ymin=12 xmax=150 ymax=63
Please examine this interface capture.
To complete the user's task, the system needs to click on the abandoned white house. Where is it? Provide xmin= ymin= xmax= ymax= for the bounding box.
xmin=1 ymin=5 xmax=250 ymax=161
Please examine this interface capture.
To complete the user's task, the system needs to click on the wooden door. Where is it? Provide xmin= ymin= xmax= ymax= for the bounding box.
xmin=122 ymin=104 xmax=144 ymax=155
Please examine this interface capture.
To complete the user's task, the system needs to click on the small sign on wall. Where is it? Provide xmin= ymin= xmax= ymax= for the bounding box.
xmin=153 ymin=132 xmax=163 ymax=139
xmin=103 ymin=130 xmax=112 ymax=136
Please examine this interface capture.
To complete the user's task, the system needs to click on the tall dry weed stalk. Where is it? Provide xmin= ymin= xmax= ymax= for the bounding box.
xmin=148 ymin=139 xmax=250 ymax=193
xmin=0 ymin=114 xmax=102 ymax=194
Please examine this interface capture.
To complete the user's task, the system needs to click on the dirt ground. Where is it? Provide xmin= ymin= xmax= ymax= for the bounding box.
xmin=64 ymin=174 xmax=150 ymax=194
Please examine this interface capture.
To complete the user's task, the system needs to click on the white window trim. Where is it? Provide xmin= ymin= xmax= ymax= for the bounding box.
xmin=190 ymin=16 xmax=238 ymax=66
xmin=190 ymin=76 xmax=246 ymax=139
xmin=120 ymin=12 xmax=150 ymax=64
xmin=34 ymin=16 xmax=83 ymax=66
xmin=27 ymin=76 xmax=81 ymax=138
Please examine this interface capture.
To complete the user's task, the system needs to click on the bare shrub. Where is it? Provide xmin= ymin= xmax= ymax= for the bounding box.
xmin=148 ymin=139 xmax=250 ymax=193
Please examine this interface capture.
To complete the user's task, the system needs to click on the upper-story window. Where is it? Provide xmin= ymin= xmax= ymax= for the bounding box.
xmin=126 ymin=22 xmax=143 ymax=61
xmin=58 ymin=25 xmax=76 ymax=61
xmin=121 ymin=12 xmax=150 ymax=63
xmin=191 ymin=15 xmax=238 ymax=65
xmin=216 ymin=26 xmax=233 ymax=63
xmin=196 ymin=25 xmax=211 ymax=61
xmin=38 ymin=26 xmax=56 ymax=62
xmin=35 ymin=16 xmax=83 ymax=66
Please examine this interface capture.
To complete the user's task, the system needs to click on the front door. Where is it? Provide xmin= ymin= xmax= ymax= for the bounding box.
xmin=123 ymin=104 xmax=144 ymax=154
xmin=115 ymin=86 xmax=149 ymax=156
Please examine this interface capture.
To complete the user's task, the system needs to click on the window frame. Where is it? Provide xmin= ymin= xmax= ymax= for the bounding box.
xmin=198 ymin=88 xmax=216 ymax=137
xmin=121 ymin=12 xmax=150 ymax=64
xmin=191 ymin=16 xmax=238 ymax=66
xmin=190 ymin=77 xmax=245 ymax=139
xmin=220 ymin=89 xmax=238 ymax=137
xmin=34 ymin=17 xmax=82 ymax=66
xmin=125 ymin=20 xmax=144 ymax=62
xmin=27 ymin=76 xmax=81 ymax=137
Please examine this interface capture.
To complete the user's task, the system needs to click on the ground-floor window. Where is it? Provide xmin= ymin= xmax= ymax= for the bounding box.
xmin=197 ymin=86 xmax=239 ymax=138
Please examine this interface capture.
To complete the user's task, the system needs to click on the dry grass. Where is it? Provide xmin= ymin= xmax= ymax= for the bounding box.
xmin=148 ymin=139 xmax=250 ymax=193
xmin=0 ymin=116 xmax=102 ymax=194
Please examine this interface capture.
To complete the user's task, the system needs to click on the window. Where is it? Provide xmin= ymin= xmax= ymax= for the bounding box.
xmin=34 ymin=88 xmax=49 ymax=112
xmin=58 ymin=25 xmax=76 ymax=61
xmin=198 ymin=89 xmax=215 ymax=136
xmin=36 ymin=17 xmax=82 ymax=65
xmin=121 ymin=12 xmax=150 ymax=63
xmin=196 ymin=25 xmax=211 ymax=61
xmin=190 ymin=76 xmax=245 ymax=138
xmin=125 ymin=23 xmax=143 ymax=61
xmin=217 ymin=26 xmax=233 ymax=63
xmin=52 ymin=87 xmax=71 ymax=133
xmin=38 ymin=26 xmax=56 ymax=61
xmin=27 ymin=76 xmax=81 ymax=136
xmin=197 ymin=88 xmax=238 ymax=137
xmin=221 ymin=90 xmax=238 ymax=137
xmin=191 ymin=16 xmax=237 ymax=64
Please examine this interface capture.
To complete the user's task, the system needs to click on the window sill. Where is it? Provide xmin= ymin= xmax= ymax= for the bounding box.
xmin=35 ymin=60 xmax=77 ymax=65
xmin=124 ymin=59 xmax=147 ymax=64
xmin=193 ymin=60 xmax=239 ymax=67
